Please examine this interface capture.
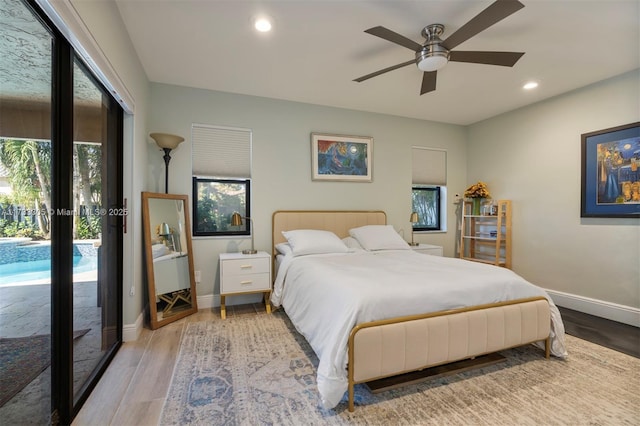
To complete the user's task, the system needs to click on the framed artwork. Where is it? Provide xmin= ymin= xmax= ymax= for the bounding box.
xmin=581 ymin=122 xmax=640 ymax=218
xmin=311 ymin=133 xmax=372 ymax=182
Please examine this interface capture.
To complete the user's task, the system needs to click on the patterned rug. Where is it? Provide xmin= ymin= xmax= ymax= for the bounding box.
xmin=0 ymin=328 xmax=90 ymax=407
xmin=160 ymin=311 xmax=639 ymax=425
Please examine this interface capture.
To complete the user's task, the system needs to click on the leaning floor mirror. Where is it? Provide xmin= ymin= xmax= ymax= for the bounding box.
xmin=142 ymin=192 xmax=198 ymax=329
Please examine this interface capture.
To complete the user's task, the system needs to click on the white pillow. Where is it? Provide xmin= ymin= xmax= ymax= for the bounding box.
xmin=275 ymin=242 xmax=293 ymax=256
xmin=349 ymin=225 xmax=410 ymax=251
xmin=282 ymin=229 xmax=349 ymax=256
xmin=151 ymin=243 xmax=170 ymax=258
xmin=342 ymin=236 xmax=363 ymax=250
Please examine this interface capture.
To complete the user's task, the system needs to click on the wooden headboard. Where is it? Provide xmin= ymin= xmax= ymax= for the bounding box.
xmin=271 ymin=210 xmax=387 ymax=255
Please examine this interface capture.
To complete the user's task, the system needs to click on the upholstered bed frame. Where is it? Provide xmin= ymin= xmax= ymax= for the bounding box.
xmin=272 ymin=210 xmax=551 ymax=412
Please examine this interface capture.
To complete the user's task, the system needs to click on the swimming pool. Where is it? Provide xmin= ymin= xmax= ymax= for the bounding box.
xmin=0 ymin=256 xmax=97 ymax=284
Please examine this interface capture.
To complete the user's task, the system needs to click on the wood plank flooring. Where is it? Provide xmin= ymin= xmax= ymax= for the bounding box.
xmin=72 ymin=304 xmax=261 ymax=426
xmin=557 ymin=306 xmax=639 ymax=358
xmin=72 ymin=304 xmax=639 ymax=425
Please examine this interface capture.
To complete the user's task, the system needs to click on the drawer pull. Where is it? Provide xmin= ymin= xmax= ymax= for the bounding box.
xmin=240 ymin=265 xmax=253 ymax=269
xmin=240 ymin=280 xmax=253 ymax=285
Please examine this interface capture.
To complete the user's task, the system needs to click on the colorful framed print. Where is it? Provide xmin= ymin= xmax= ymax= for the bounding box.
xmin=581 ymin=122 xmax=640 ymax=218
xmin=311 ymin=133 xmax=372 ymax=182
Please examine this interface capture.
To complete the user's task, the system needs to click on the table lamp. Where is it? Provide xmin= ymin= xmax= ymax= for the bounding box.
xmin=409 ymin=212 xmax=420 ymax=246
xmin=231 ymin=212 xmax=257 ymax=254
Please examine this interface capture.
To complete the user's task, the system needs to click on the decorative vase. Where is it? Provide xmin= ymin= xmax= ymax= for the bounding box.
xmin=472 ymin=198 xmax=483 ymax=215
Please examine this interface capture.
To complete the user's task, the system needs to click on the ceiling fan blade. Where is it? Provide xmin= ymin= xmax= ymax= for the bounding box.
xmin=420 ymin=71 xmax=437 ymax=95
xmin=449 ymin=51 xmax=524 ymax=67
xmin=353 ymin=59 xmax=416 ymax=83
xmin=365 ymin=26 xmax=423 ymax=51
xmin=441 ymin=0 xmax=525 ymax=51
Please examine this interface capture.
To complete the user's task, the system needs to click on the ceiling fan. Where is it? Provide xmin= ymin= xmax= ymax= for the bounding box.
xmin=354 ymin=0 xmax=526 ymax=95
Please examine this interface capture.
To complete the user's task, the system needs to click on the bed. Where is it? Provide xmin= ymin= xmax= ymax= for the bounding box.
xmin=270 ymin=210 xmax=567 ymax=412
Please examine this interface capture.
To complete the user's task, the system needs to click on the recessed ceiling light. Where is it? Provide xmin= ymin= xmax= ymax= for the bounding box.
xmin=254 ymin=17 xmax=272 ymax=32
xmin=523 ymin=81 xmax=539 ymax=90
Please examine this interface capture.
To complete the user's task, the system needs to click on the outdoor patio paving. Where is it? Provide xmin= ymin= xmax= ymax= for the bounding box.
xmin=0 ymin=274 xmax=99 ymax=338
xmin=0 ymin=275 xmax=103 ymax=424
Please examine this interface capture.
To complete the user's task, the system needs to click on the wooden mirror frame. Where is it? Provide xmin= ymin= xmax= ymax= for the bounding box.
xmin=142 ymin=192 xmax=198 ymax=329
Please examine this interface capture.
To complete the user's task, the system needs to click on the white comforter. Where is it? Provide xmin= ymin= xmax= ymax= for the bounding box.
xmin=271 ymin=249 xmax=567 ymax=410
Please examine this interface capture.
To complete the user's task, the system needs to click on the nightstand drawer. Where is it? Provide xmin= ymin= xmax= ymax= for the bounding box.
xmin=221 ymin=257 xmax=269 ymax=276
xmin=221 ymin=272 xmax=270 ymax=293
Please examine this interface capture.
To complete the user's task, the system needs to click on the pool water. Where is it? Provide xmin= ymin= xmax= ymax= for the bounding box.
xmin=0 ymin=256 xmax=97 ymax=284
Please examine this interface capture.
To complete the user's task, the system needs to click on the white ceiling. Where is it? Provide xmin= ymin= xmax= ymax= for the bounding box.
xmin=115 ymin=0 xmax=640 ymax=126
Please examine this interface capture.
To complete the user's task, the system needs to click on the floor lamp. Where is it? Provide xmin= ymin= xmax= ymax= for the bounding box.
xmin=150 ymin=133 xmax=184 ymax=193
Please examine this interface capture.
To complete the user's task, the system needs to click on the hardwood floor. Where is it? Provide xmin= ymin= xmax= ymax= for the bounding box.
xmin=72 ymin=304 xmax=639 ymax=425
xmin=557 ymin=306 xmax=640 ymax=358
xmin=72 ymin=304 xmax=260 ymax=426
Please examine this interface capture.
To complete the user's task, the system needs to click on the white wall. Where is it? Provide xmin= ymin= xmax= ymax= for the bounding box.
xmin=148 ymin=83 xmax=468 ymax=300
xmin=70 ymin=0 xmax=150 ymax=330
xmin=468 ymin=70 xmax=640 ymax=322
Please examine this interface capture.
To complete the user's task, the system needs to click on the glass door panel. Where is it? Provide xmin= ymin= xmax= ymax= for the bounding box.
xmin=72 ymin=60 xmax=120 ymax=405
xmin=0 ymin=0 xmax=53 ymax=423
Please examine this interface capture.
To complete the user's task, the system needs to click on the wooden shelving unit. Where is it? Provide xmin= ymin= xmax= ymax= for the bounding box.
xmin=459 ymin=199 xmax=511 ymax=268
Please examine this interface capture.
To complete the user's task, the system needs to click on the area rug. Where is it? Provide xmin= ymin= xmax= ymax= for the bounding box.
xmin=0 ymin=328 xmax=90 ymax=407
xmin=160 ymin=312 xmax=639 ymax=425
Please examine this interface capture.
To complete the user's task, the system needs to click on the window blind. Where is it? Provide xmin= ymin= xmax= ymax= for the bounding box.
xmin=191 ymin=124 xmax=251 ymax=178
xmin=412 ymin=147 xmax=446 ymax=185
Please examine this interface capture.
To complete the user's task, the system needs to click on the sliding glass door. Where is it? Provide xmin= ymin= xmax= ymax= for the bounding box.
xmin=0 ymin=0 xmax=123 ymax=423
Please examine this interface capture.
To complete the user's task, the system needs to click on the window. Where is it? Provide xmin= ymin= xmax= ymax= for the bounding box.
xmin=191 ymin=124 xmax=252 ymax=237
xmin=192 ymin=177 xmax=250 ymax=236
xmin=412 ymin=186 xmax=441 ymax=231
xmin=412 ymin=147 xmax=446 ymax=232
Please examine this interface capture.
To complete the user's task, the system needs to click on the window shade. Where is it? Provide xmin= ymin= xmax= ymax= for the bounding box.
xmin=412 ymin=147 xmax=446 ymax=185
xmin=192 ymin=124 xmax=251 ymax=178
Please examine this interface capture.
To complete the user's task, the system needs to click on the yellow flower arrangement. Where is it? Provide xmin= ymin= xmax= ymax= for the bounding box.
xmin=464 ymin=181 xmax=491 ymax=199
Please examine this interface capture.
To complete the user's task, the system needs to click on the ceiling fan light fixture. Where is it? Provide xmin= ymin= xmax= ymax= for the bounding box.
xmin=417 ymin=54 xmax=449 ymax=72
xmin=416 ymin=25 xmax=449 ymax=72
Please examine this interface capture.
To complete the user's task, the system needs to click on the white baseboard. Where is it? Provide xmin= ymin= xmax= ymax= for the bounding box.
xmin=197 ymin=293 xmax=217 ymax=309
xmin=122 ymin=293 xmax=254 ymax=341
xmin=545 ymin=289 xmax=640 ymax=327
xmin=122 ymin=311 xmax=144 ymax=342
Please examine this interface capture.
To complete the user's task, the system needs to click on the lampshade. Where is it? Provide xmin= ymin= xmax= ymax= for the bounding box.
xmin=159 ymin=223 xmax=171 ymax=236
xmin=230 ymin=212 xmax=256 ymax=254
xmin=150 ymin=133 xmax=184 ymax=149
xmin=230 ymin=212 xmax=243 ymax=227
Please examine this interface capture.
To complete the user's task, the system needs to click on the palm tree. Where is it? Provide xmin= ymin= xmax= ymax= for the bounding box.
xmin=74 ymin=143 xmax=102 ymax=239
xmin=0 ymin=138 xmax=52 ymax=238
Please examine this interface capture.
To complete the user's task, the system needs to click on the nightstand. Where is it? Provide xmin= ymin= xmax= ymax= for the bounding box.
xmin=411 ymin=243 xmax=443 ymax=256
xmin=219 ymin=251 xmax=272 ymax=319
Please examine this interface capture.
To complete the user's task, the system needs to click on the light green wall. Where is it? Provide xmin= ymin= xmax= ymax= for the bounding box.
xmin=148 ymin=83 xmax=468 ymax=297
xmin=468 ymin=70 xmax=640 ymax=310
